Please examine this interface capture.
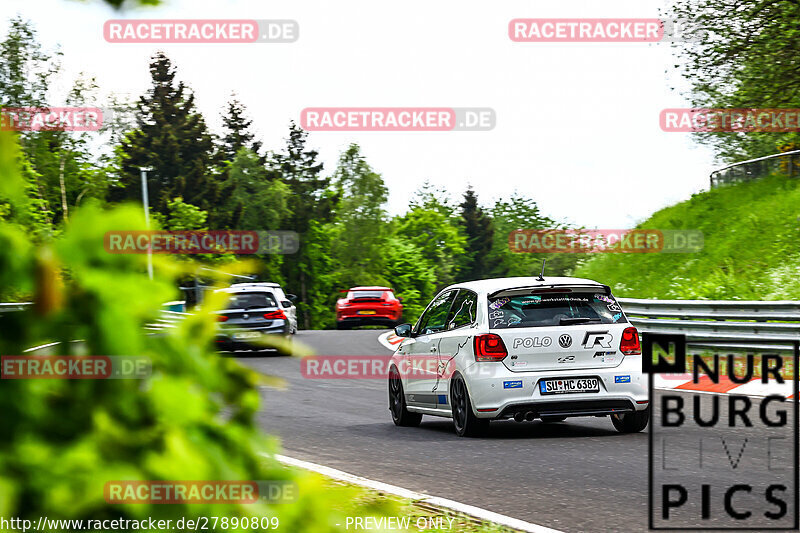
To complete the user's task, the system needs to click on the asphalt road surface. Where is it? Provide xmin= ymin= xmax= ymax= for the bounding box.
xmin=240 ymin=330 xmax=798 ymax=533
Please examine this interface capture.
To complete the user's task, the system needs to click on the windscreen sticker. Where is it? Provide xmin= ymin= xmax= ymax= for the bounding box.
xmin=517 ymin=296 xmax=542 ymax=305
xmin=535 ymin=296 xmax=589 ymax=303
xmin=612 ymin=312 xmax=622 ymax=322
xmin=489 ymin=310 xmax=504 ymax=319
xmin=489 ymin=297 xmax=510 ymax=309
xmin=491 ymin=319 xmax=506 ymax=328
xmin=594 ymin=294 xmax=613 ymax=303
xmin=607 ymin=303 xmax=622 ymax=312
xmin=508 ymin=316 xmax=522 ymax=325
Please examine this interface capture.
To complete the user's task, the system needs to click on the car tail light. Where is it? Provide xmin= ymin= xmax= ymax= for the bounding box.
xmin=620 ymin=326 xmax=641 ymax=355
xmin=216 ymin=315 xmax=228 ymax=322
xmin=263 ymin=310 xmax=287 ymax=321
xmin=474 ymin=334 xmax=508 ymax=362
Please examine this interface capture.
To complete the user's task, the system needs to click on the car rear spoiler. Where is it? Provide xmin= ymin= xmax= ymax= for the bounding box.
xmin=488 ymin=284 xmax=611 ymax=298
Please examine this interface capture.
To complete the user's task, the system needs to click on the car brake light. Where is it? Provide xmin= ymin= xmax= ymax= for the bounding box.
xmin=474 ymin=334 xmax=508 ymax=362
xmin=620 ymin=326 xmax=641 ymax=355
xmin=264 ymin=310 xmax=287 ymax=320
xmin=217 ymin=315 xmax=228 ymax=322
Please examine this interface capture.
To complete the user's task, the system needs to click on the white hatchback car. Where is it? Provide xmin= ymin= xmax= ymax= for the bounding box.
xmin=388 ymin=276 xmax=649 ymax=437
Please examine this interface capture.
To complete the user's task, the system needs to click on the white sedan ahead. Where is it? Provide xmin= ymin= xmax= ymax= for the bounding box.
xmin=388 ymin=276 xmax=649 ymax=437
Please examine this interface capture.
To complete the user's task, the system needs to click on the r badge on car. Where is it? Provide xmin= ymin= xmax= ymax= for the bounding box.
xmin=582 ymin=331 xmax=613 ymax=349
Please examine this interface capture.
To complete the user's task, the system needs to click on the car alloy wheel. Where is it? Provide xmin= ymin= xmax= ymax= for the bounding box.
xmin=388 ymin=367 xmax=422 ymax=427
xmin=450 ymin=374 xmax=489 ymax=437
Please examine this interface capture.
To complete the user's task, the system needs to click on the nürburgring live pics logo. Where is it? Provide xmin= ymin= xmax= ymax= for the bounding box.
xmin=645 ymin=333 xmax=799 ymax=530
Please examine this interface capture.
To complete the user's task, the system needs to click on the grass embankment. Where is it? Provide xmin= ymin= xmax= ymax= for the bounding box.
xmin=574 ymin=174 xmax=800 ymax=299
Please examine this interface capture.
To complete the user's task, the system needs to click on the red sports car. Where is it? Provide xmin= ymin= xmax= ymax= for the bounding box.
xmin=336 ymin=286 xmax=403 ymax=329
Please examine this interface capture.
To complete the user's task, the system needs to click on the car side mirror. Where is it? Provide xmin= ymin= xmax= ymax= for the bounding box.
xmin=287 ymin=294 xmax=297 ymax=302
xmin=394 ymin=323 xmax=413 ymax=337
xmin=281 ymin=300 xmax=292 ymax=308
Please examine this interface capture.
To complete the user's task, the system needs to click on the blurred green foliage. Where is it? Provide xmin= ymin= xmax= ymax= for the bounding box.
xmin=0 ymin=129 xmax=395 ymax=530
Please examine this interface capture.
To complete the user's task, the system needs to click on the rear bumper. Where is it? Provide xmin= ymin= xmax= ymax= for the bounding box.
xmin=215 ymin=322 xmax=289 ymax=350
xmin=337 ymin=315 xmax=399 ymax=326
xmin=463 ymin=355 xmax=649 ymax=419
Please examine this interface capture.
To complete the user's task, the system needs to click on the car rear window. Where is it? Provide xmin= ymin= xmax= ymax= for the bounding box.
xmin=226 ymin=292 xmax=277 ymax=310
xmin=349 ymin=290 xmax=386 ymax=300
xmin=487 ymin=292 xmax=624 ymax=329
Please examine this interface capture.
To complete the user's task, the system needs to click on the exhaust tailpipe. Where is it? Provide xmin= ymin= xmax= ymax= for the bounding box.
xmin=513 ymin=412 xmax=525 ymax=422
xmin=524 ymin=411 xmax=535 ymax=421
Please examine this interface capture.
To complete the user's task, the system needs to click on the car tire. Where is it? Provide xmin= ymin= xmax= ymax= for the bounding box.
xmin=541 ymin=416 xmax=567 ymax=423
xmin=389 ymin=367 xmax=422 ymax=427
xmin=336 ymin=322 xmax=350 ymax=330
xmin=611 ymin=406 xmax=650 ymax=433
xmin=450 ymin=374 xmax=489 ymax=437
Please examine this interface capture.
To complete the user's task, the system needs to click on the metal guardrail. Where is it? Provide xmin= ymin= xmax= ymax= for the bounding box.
xmin=5 ymin=298 xmax=800 ymax=351
xmin=710 ymin=149 xmax=800 ymax=188
xmin=0 ymin=301 xmax=188 ymax=332
xmin=0 ymin=302 xmax=32 ymax=313
xmin=144 ymin=310 xmax=191 ymax=332
xmin=618 ymin=298 xmax=800 ymax=353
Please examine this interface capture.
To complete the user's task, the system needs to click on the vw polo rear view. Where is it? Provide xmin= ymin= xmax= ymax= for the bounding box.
xmin=388 ymin=276 xmax=649 ymax=436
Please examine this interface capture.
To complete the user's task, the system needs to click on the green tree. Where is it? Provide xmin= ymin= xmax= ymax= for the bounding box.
xmin=111 ymin=52 xmax=218 ymax=216
xmin=0 ymin=16 xmax=58 ymax=111
xmin=330 ymin=144 xmax=389 ymax=287
xmin=383 ymin=236 xmax=437 ymax=323
xmin=217 ymin=148 xmax=290 ymax=231
xmin=0 ymin=18 xmax=101 ymax=228
xmin=458 ymin=187 xmax=501 ymax=281
xmin=393 ymin=204 xmax=465 ymax=288
xmin=668 ymin=0 xmax=800 ymax=161
xmin=273 ymin=123 xmax=336 ymax=328
xmin=220 ymin=96 xmax=262 ymax=162
xmin=154 ymin=196 xmax=208 ymax=231
xmin=490 ymin=193 xmax=578 ymax=277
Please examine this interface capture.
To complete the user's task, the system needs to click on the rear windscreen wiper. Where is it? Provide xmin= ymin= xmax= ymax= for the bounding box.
xmin=559 ymin=317 xmax=601 ymax=325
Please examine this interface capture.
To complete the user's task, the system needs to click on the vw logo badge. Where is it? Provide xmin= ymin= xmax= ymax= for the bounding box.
xmin=558 ymin=334 xmax=572 ymax=349
xmin=243 ymin=314 xmax=249 ymax=319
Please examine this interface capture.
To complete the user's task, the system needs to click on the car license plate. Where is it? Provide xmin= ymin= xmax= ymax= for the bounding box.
xmin=540 ymin=378 xmax=600 ymax=395
xmin=357 ymin=310 xmax=376 ymax=315
xmin=234 ymin=331 xmax=260 ymax=340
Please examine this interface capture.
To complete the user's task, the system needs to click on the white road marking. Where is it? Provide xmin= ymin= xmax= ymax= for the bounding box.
xmin=271 ymin=453 xmax=564 ymax=533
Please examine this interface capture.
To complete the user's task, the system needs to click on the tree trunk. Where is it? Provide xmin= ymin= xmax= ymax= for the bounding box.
xmin=58 ymin=156 xmax=69 ymax=223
